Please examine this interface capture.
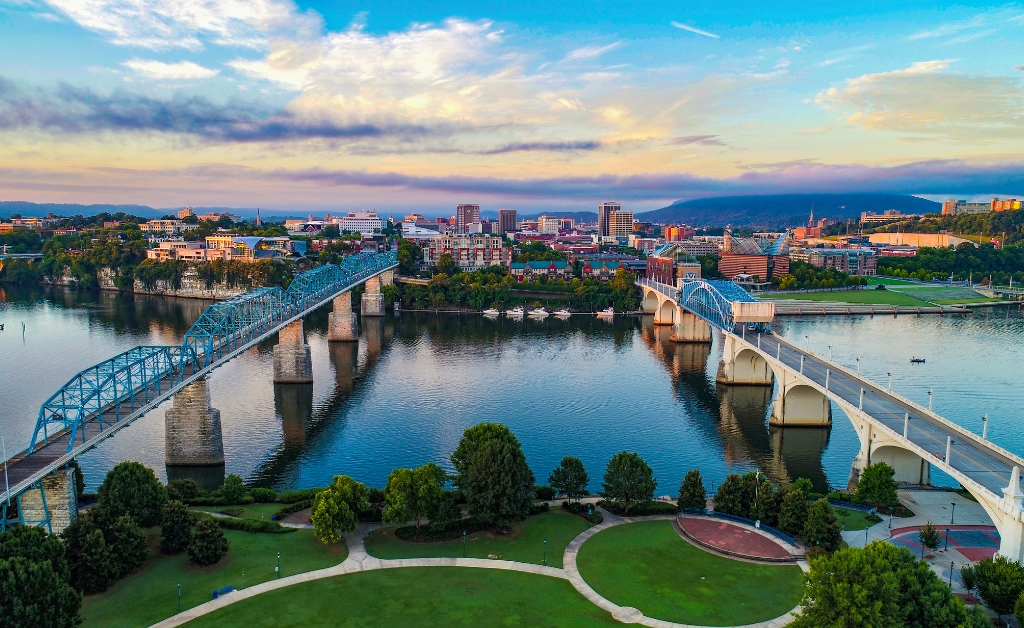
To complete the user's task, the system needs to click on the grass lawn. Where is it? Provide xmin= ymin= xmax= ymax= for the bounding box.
xmin=866 ymin=277 xmax=920 ymax=286
xmin=82 ymin=528 xmax=346 ymax=628
xmin=192 ymin=503 xmax=283 ymax=521
xmin=576 ymin=520 xmax=803 ymax=626
xmin=183 ymin=567 xmax=617 ymax=628
xmin=767 ymin=290 xmax=930 ymax=306
xmin=932 ymin=297 xmax=1005 ymax=305
xmin=834 ymin=508 xmax=881 ymax=531
xmin=364 ymin=510 xmax=590 ymax=568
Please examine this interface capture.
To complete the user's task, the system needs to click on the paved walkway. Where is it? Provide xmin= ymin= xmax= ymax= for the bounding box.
xmin=151 ymin=512 xmax=803 ymax=628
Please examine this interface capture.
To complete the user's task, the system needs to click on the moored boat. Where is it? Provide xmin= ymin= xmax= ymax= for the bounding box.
xmin=596 ymin=306 xmax=615 ymax=318
xmin=506 ymin=306 xmax=525 ymax=317
xmin=554 ymin=308 xmax=571 ymax=317
xmin=482 ymin=308 xmax=500 ymax=317
xmin=528 ymin=307 xmax=549 ymax=318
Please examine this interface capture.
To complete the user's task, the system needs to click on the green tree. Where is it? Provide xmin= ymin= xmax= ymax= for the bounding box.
xmin=0 ymin=557 xmax=83 ymax=628
xmin=160 ymin=500 xmax=195 ymax=554
xmin=431 ymin=491 xmax=463 ymax=531
xmin=451 ymin=423 xmax=520 ymax=489
xmin=187 ymin=518 xmax=229 ymax=567
xmin=382 ymin=463 xmax=448 ymax=529
xmin=396 ymin=238 xmax=423 ymax=275
xmin=61 ymin=519 xmax=117 ymax=594
xmin=310 ymin=475 xmax=370 ymax=544
xmin=437 ymin=252 xmax=457 ymax=276
xmin=961 ymin=555 xmax=1024 ymax=619
xmin=464 ymin=438 xmax=536 ymax=528
xmin=712 ymin=473 xmax=748 ymax=518
xmin=778 ymin=489 xmax=810 ymax=538
xmin=793 ymin=541 xmax=990 ymax=628
xmin=677 ymin=469 xmax=707 ymax=510
xmin=166 ymin=478 xmax=201 ymax=503
xmin=549 ymin=456 xmax=590 ymax=502
xmin=220 ymin=474 xmax=247 ymax=504
xmin=601 ymin=452 xmax=656 ymax=514
xmin=106 ymin=515 xmax=148 ymax=578
xmin=919 ymin=523 xmax=942 ymax=553
xmin=804 ymin=499 xmax=842 ymax=552
xmin=97 ymin=461 xmax=167 ymax=527
xmin=792 ymin=477 xmax=814 ymax=495
xmin=856 ymin=462 xmax=899 ymax=506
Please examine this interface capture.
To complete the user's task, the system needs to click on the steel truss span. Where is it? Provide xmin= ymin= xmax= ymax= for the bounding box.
xmin=8 ymin=252 xmax=396 ymax=503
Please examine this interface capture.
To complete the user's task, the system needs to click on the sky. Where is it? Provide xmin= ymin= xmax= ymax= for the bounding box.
xmin=1 ymin=0 xmax=1023 ymax=215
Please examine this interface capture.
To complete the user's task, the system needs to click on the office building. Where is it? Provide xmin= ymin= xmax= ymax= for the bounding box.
xmin=791 ymin=248 xmax=877 ymax=276
xmin=456 ymin=204 xmax=481 ymax=234
xmin=645 ymin=243 xmax=703 ymax=285
xmin=497 ymin=209 xmax=517 ymax=235
xmin=559 ymin=218 xmax=575 ymax=230
xmin=538 ymin=215 xmax=560 ymax=235
xmin=598 ymin=201 xmax=620 ymax=237
xmin=861 ymin=209 xmax=919 ymax=224
xmin=718 ymin=233 xmax=790 ymax=281
xmin=332 ymin=210 xmax=383 ymax=235
xmin=608 ymin=210 xmax=634 ymax=238
xmin=422 ymin=234 xmax=512 ymax=270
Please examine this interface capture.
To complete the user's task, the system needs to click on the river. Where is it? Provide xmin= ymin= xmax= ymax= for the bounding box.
xmin=1 ymin=284 xmax=1022 ymax=496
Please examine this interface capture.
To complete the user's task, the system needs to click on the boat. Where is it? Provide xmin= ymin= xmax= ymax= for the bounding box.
xmin=528 ymin=307 xmax=549 ymax=318
xmin=596 ymin=307 xmax=615 ymax=318
xmin=506 ymin=306 xmax=525 ymax=318
xmin=554 ymin=308 xmax=571 ymax=318
xmin=482 ymin=308 xmax=500 ymax=317
xmin=910 ymin=357 xmax=926 ymax=364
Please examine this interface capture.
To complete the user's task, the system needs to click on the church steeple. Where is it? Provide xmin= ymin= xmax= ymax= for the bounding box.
xmin=255 ymin=208 xmax=262 ymax=227
xmin=808 ymin=204 xmax=814 ymax=228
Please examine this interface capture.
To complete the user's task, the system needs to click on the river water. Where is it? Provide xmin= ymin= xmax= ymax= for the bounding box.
xmin=1 ymin=284 xmax=1022 ymax=496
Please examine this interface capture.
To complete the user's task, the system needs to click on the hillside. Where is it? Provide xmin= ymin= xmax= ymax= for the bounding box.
xmin=639 ymin=194 xmax=941 ymax=228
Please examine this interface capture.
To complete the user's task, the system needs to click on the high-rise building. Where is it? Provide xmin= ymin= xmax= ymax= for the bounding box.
xmin=598 ymin=201 xmax=620 ymax=237
xmin=608 ymin=210 xmax=634 ymax=238
xmin=538 ymin=215 xmax=560 ymax=235
xmin=457 ymin=204 xmax=481 ymax=234
xmin=559 ymin=218 xmax=574 ymax=230
xmin=497 ymin=209 xmax=517 ymax=235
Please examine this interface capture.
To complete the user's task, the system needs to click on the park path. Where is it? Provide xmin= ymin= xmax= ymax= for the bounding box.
xmin=152 ymin=512 xmax=802 ymax=628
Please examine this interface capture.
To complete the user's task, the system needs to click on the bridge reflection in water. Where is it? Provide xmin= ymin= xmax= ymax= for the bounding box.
xmin=640 ymin=319 xmax=831 ymax=492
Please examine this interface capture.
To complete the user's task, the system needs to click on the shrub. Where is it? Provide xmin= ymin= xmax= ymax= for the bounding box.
xmin=187 ymin=495 xmax=255 ymax=507
xmin=251 ymin=488 xmax=277 ymax=503
xmin=865 ymin=513 xmax=883 ymax=524
xmin=220 ymin=474 xmax=247 ymax=505
xmin=166 ymin=479 xmax=201 ymax=503
xmin=274 ymin=500 xmax=311 ymax=520
xmin=534 ymin=485 xmax=556 ymax=501
xmin=106 ymin=515 xmax=148 ymax=578
xmin=277 ymin=488 xmax=322 ymax=503
xmin=586 ymin=511 xmax=604 ymax=524
xmin=597 ymin=500 xmax=679 ymax=516
xmin=430 ymin=491 xmax=463 ymax=531
xmin=395 ymin=516 xmax=490 ymax=542
xmin=529 ymin=502 xmax=550 ymax=516
xmin=161 ymin=501 xmax=195 ymax=554
xmin=213 ymin=517 xmax=295 ymax=535
xmin=188 ymin=518 xmax=229 ymax=566
xmin=97 ymin=461 xmax=167 ymax=527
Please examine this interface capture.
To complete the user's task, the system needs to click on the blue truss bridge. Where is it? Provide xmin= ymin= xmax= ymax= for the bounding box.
xmin=2 ymin=251 xmax=397 ymax=505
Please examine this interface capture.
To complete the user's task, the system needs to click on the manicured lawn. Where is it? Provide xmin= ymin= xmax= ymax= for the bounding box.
xmin=576 ymin=520 xmax=803 ymax=626
xmin=866 ymin=277 xmax=920 ymax=286
xmin=193 ymin=503 xmax=283 ymax=521
xmin=183 ymin=567 xmax=617 ymax=628
xmin=767 ymin=290 xmax=930 ymax=306
xmin=932 ymin=297 xmax=1005 ymax=305
xmin=834 ymin=507 xmax=881 ymax=531
xmin=364 ymin=510 xmax=590 ymax=568
xmin=82 ymin=528 xmax=346 ymax=628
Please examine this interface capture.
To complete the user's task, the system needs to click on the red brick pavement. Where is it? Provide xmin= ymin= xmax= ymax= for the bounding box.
xmin=677 ymin=517 xmax=791 ymax=560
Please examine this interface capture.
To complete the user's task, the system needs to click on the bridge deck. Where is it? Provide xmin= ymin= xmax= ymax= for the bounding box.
xmin=746 ymin=331 xmax=1019 ymax=498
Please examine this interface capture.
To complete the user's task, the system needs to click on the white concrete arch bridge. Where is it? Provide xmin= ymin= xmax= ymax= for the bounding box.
xmin=639 ymin=278 xmax=1024 ymax=561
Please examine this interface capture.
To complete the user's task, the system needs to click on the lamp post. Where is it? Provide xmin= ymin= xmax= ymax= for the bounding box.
xmin=543 ymin=539 xmax=547 ymax=566
xmin=944 ymin=530 xmax=949 ymax=552
xmin=887 ymin=372 xmax=892 ymax=391
xmin=928 ymin=389 xmax=933 ymax=412
xmin=828 ymin=344 xmax=833 ymax=361
xmin=856 ymin=356 xmax=862 ymax=374
xmin=951 ymin=502 xmax=956 ymax=525
xmin=463 ymin=530 xmax=467 ymax=558
xmin=177 ymin=582 xmax=182 ymax=612
xmin=276 ymin=551 xmax=280 ymax=578
xmin=950 ymin=561 xmax=954 ymax=588
xmin=804 ymin=335 xmax=810 ymax=349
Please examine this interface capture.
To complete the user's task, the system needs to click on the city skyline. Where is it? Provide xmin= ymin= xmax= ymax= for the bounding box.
xmin=1 ymin=0 xmax=1023 ymax=212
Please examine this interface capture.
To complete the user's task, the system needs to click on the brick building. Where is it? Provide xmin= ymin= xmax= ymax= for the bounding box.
xmin=422 ymin=234 xmax=512 ymax=270
xmin=718 ymin=233 xmax=790 ymax=282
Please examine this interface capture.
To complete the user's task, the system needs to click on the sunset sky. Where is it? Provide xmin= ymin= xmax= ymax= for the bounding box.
xmin=1 ymin=0 xmax=1023 ymax=214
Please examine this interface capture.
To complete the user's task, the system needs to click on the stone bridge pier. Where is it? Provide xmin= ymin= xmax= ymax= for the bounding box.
xmin=644 ymin=284 xmax=711 ymax=343
xmin=17 ymin=469 xmax=77 ymax=533
xmin=275 ymin=383 xmax=313 ymax=448
xmin=273 ymin=320 xmax=313 ymax=383
xmin=165 ymin=378 xmax=225 ymax=467
xmin=769 ymin=370 xmax=832 ymax=427
xmin=361 ymin=270 xmax=393 ymax=317
xmin=327 ymin=291 xmax=358 ymax=342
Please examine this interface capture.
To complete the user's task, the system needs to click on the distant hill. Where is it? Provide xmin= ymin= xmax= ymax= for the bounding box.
xmin=638 ymin=194 xmax=941 ymax=228
xmin=0 ymin=201 xmax=164 ymax=218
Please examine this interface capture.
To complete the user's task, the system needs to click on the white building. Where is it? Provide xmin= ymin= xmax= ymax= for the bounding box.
xmin=331 ymin=211 xmax=384 ymax=235
xmin=141 ymin=220 xmax=199 ymax=236
xmin=538 ymin=215 xmax=560 ymax=235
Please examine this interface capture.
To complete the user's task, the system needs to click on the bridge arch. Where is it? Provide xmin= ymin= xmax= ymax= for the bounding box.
xmin=655 ymin=298 xmax=676 ymax=326
xmin=716 ymin=335 xmax=775 ymax=386
xmin=769 ymin=382 xmax=832 ymax=427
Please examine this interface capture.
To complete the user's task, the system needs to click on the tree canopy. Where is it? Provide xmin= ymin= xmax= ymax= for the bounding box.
xmin=961 ymin=555 xmax=1024 ymax=618
xmin=383 ymin=463 xmax=448 ymax=529
xmin=549 ymin=456 xmax=590 ymax=502
xmin=310 ymin=475 xmax=370 ymax=544
xmin=677 ymin=469 xmax=707 ymax=510
xmin=856 ymin=462 xmax=899 ymax=506
xmin=601 ymin=452 xmax=656 ymax=514
xmin=803 ymin=499 xmax=843 ymax=553
xmin=451 ymin=423 xmax=520 ymax=485
xmin=97 ymin=461 xmax=167 ymax=527
xmin=464 ymin=438 xmax=536 ymax=528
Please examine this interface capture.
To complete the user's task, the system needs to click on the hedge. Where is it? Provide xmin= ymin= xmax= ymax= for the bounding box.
xmin=277 ymin=488 xmax=322 ymax=504
xmin=597 ymin=500 xmax=680 ymax=516
xmin=188 ymin=495 xmax=255 ymax=507
xmin=213 ymin=517 xmax=296 ymax=535
xmin=273 ymin=500 xmax=311 ymax=520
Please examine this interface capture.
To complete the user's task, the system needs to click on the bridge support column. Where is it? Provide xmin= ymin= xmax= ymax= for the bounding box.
xmin=361 ymin=276 xmax=385 ymax=317
xmin=846 ymin=416 xmax=929 ymax=489
xmin=640 ymin=287 xmax=660 ymax=314
xmin=670 ymin=307 xmax=712 ymax=343
xmin=992 ymin=470 xmax=1024 ymax=561
xmin=716 ymin=334 xmax=774 ymax=385
xmin=327 ymin=291 xmax=358 ymax=342
xmin=165 ymin=378 xmax=224 ymax=467
xmin=273 ymin=320 xmax=313 ymax=383
xmin=275 ymin=383 xmax=313 ymax=448
xmin=17 ymin=469 xmax=76 ymax=533
xmin=653 ymin=297 xmax=675 ymax=326
xmin=769 ymin=370 xmax=832 ymax=426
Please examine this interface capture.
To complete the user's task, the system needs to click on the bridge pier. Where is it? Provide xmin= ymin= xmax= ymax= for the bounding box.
xmin=17 ymin=469 xmax=76 ymax=533
xmin=769 ymin=371 xmax=832 ymax=426
xmin=327 ymin=291 xmax=359 ymax=342
xmin=165 ymin=378 xmax=225 ymax=467
xmin=273 ymin=320 xmax=313 ymax=383
xmin=361 ymin=271 xmax=392 ymax=317
xmin=653 ymin=298 xmax=675 ymax=326
xmin=847 ymin=419 xmax=931 ymax=488
xmin=275 ymin=383 xmax=313 ymax=448
xmin=670 ymin=308 xmax=712 ymax=343
xmin=716 ymin=334 xmax=774 ymax=385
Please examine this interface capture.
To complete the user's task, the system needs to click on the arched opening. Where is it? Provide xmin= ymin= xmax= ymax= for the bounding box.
xmin=641 ymin=288 xmax=660 ymax=314
xmin=870 ymin=445 xmax=932 ymax=486
xmin=734 ymin=348 xmax=775 ymax=385
xmin=770 ymin=383 xmax=831 ymax=426
xmin=655 ymin=299 xmax=676 ymax=326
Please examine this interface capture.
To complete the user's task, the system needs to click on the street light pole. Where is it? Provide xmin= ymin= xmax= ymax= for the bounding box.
xmin=177 ymin=583 xmax=182 ymax=612
xmin=828 ymin=345 xmax=833 ymax=361
xmin=463 ymin=530 xmax=467 ymax=557
xmin=929 ymin=389 xmax=933 ymax=412
xmin=951 ymin=502 xmax=956 ymax=525
xmin=856 ymin=356 xmax=861 ymax=374
xmin=276 ymin=551 xmax=280 ymax=578
xmin=944 ymin=530 xmax=949 ymax=551
xmin=543 ymin=539 xmax=547 ymax=566
xmin=887 ymin=372 xmax=892 ymax=391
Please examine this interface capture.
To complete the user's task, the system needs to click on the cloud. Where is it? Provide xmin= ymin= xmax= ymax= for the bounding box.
xmin=670 ymin=21 xmax=719 ymax=39
xmin=1015 ymin=65 xmax=1024 ymax=72
xmin=122 ymin=59 xmax=220 ymax=79
xmin=0 ymin=76 xmax=440 ymax=142
xmin=473 ymin=140 xmax=601 ymax=154
xmin=41 ymin=0 xmax=317 ymax=49
xmin=670 ymin=134 xmax=725 ymax=146
xmin=814 ymin=60 xmax=1024 ymax=140
xmin=564 ymin=43 xmax=620 ymax=61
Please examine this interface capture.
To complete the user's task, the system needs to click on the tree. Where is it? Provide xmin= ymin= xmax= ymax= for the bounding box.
xmin=166 ymin=478 xmax=201 ymax=503
xmin=549 ymin=456 xmax=590 ymax=502
xmin=0 ymin=526 xmax=81 ymax=628
xmin=437 ymin=252 xmax=457 ymax=276
xmin=431 ymin=491 xmax=463 ymax=531
xmin=451 ymin=423 xmax=520 ymax=489
xmin=188 ymin=518 xmax=229 ymax=566
xmin=792 ymin=477 xmax=814 ymax=495
xmin=778 ymin=489 xmax=810 ymax=537
xmin=220 ymin=474 xmax=247 ymax=504
xmin=677 ymin=469 xmax=707 ymax=510
xmin=961 ymin=555 xmax=1024 ymax=619
xmin=382 ymin=463 xmax=447 ymax=529
xmin=464 ymin=438 xmax=536 ymax=528
xmin=601 ymin=452 xmax=656 ymax=514
xmin=61 ymin=519 xmax=117 ymax=594
xmin=97 ymin=461 xmax=167 ymax=527
xmin=712 ymin=473 xmax=747 ymax=518
xmin=793 ymin=541 xmax=989 ymax=628
xmin=803 ymin=499 xmax=843 ymax=552
xmin=68 ymin=461 xmax=86 ymax=500
xmin=106 ymin=515 xmax=148 ymax=577
xmin=161 ymin=500 xmax=195 ymax=554
xmin=856 ymin=462 xmax=899 ymax=506
xmin=919 ymin=523 xmax=942 ymax=554
xmin=310 ymin=475 xmax=370 ymax=544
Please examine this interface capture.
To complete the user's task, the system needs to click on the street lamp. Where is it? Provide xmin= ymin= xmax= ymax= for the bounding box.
xmin=177 ymin=582 xmax=182 ymax=612
xmin=949 ymin=561 xmax=955 ymax=588
xmin=828 ymin=344 xmax=833 ymax=361
xmin=856 ymin=356 xmax=862 ymax=374
xmin=951 ymin=502 xmax=956 ymax=525
xmin=944 ymin=529 xmax=950 ymax=552
xmin=543 ymin=539 xmax=547 ymax=566
xmin=276 ymin=551 xmax=280 ymax=578
xmin=887 ymin=372 xmax=892 ymax=391
xmin=463 ymin=530 xmax=467 ymax=557
xmin=928 ymin=389 xmax=933 ymax=412
xmin=805 ymin=335 xmax=810 ymax=349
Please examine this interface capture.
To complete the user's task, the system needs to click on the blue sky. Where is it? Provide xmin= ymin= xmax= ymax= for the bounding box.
xmin=0 ymin=0 xmax=1022 ymax=213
